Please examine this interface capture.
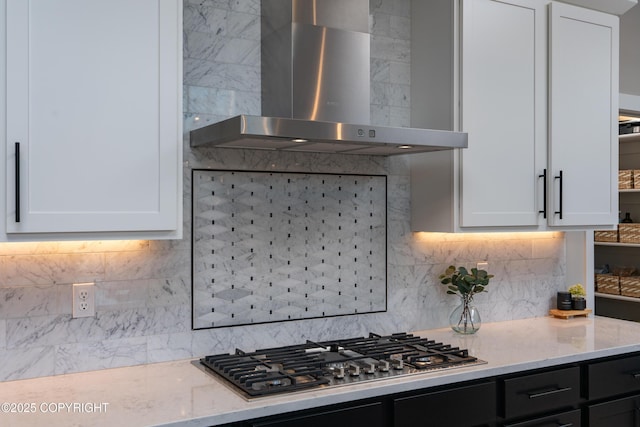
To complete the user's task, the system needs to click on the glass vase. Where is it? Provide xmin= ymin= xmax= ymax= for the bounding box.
xmin=449 ymin=296 xmax=481 ymax=334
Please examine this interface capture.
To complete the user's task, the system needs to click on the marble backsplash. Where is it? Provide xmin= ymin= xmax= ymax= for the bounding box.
xmin=0 ymin=0 xmax=566 ymax=382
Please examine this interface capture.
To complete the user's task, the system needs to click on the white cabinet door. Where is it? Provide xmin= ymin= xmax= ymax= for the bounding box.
xmin=548 ymin=2 xmax=619 ymax=227
xmin=460 ymin=0 xmax=547 ymax=227
xmin=4 ymin=0 xmax=182 ymax=237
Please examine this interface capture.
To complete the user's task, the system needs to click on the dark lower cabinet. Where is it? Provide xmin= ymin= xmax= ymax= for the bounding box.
xmin=394 ymin=381 xmax=496 ymax=427
xmin=587 ymin=354 xmax=640 ymax=400
xmin=588 ymin=394 xmax=640 ymax=427
xmin=501 ymin=366 xmax=581 ymax=420
xmin=503 ymin=408 xmax=581 ymax=427
xmin=586 ymin=353 xmax=640 ymax=427
xmin=249 ymin=401 xmax=387 ymax=427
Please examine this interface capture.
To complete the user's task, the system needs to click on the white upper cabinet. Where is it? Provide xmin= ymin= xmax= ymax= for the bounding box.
xmin=410 ymin=0 xmax=618 ymax=232
xmin=2 ymin=0 xmax=182 ymax=240
xmin=459 ymin=0 xmax=547 ymax=228
xmin=548 ymin=2 xmax=619 ymax=227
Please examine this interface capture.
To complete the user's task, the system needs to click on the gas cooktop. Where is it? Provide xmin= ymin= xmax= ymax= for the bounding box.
xmin=200 ymin=332 xmax=486 ymax=398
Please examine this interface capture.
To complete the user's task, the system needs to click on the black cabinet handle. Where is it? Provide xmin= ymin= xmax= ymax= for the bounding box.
xmin=15 ymin=142 xmax=20 ymax=223
xmin=554 ymin=170 xmax=563 ymax=220
xmin=538 ymin=169 xmax=547 ymax=218
xmin=527 ymin=386 xmax=572 ymax=399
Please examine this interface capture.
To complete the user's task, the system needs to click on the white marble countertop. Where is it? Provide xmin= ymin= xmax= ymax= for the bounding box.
xmin=1 ymin=316 xmax=640 ymax=427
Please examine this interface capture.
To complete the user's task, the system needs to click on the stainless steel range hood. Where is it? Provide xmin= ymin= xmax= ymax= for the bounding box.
xmin=189 ymin=0 xmax=467 ymax=156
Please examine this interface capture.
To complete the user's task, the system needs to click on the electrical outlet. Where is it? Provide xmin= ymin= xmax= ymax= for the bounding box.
xmin=72 ymin=282 xmax=96 ymax=318
xmin=477 ymin=262 xmax=489 ymax=271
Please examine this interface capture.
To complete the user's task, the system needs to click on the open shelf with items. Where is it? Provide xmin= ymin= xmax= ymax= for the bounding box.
xmin=595 ymin=109 xmax=640 ymax=321
xmin=617 ymin=124 xmax=640 ymax=223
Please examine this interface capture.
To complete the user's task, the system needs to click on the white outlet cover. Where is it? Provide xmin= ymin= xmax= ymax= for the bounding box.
xmin=72 ymin=282 xmax=96 ymax=318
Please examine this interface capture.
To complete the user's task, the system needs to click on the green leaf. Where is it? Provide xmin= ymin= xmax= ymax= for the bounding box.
xmin=439 ymin=265 xmax=493 ymax=298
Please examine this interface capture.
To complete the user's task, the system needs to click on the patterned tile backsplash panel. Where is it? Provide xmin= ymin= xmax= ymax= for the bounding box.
xmin=192 ymin=170 xmax=387 ymax=328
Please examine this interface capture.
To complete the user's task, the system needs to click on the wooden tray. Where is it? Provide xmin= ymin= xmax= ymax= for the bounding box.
xmin=549 ymin=308 xmax=592 ymax=319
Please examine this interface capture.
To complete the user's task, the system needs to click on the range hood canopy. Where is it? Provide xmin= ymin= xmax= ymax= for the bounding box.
xmin=190 ymin=115 xmax=468 ymax=155
xmin=189 ymin=0 xmax=467 ymax=156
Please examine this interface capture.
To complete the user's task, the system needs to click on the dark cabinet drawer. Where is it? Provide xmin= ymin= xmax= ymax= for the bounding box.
xmin=394 ymin=381 xmax=496 ymax=427
xmin=588 ymin=354 xmax=640 ymax=400
xmin=250 ymin=401 xmax=386 ymax=427
xmin=588 ymin=393 xmax=640 ymax=427
xmin=502 ymin=366 xmax=580 ymax=419
xmin=502 ymin=408 xmax=580 ymax=427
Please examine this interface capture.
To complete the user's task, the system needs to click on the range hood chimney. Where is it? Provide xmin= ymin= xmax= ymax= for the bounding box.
xmin=189 ymin=0 xmax=467 ymax=156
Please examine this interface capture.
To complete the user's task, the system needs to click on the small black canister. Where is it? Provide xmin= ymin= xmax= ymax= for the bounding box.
xmin=557 ymin=291 xmax=572 ymax=310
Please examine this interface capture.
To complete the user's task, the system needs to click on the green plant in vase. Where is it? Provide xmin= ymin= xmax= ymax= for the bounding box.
xmin=568 ymin=283 xmax=586 ymax=310
xmin=439 ymin=265 xmax=494 ymax=334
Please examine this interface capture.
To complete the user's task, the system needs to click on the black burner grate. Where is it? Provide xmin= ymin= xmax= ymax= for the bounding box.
xmin=200 ymin=332 xmax=484 ymax=398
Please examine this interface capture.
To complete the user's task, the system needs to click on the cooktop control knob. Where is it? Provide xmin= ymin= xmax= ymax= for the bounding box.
xmin=378 ymin=360 xmax=390 ymax=372
xmin=362 ymin=362 xmax=376 ymax=374
xmin=348 ymin=363 xmax=360 ymax=377
xmin=332 ymin=366 xmax=345 ymax=379
xmin=391 ymin=358 xmax=404 ymax=370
